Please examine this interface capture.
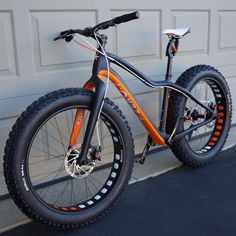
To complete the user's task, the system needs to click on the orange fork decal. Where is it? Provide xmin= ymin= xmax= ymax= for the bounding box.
xmin=69 ymin=82 xmax=95 ymax=148
xmin=98 ymin=70 xmax=166 ymax=146
xmin=69 ymin=108 xmax=85 ymax=147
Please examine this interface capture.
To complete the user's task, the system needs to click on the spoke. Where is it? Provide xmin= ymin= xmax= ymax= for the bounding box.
xmin=199 ymin=130 xmax=204 ymax=149
xmin=31 ymin=168 xmax=65 ymax=180
xmin=84 ymin=178 xmax=92 ymax=199
xmin=99 ymin=151 xmax=114 ymax=157
xmin=95 ymin=130 xmax=110 ymax=145
xmin=66 ymin=110 xmax=72 ymax=141
xmin=38 ymin=161 xmax=65 ymax=199
xmin=100 ymin=169 xmax=110 ymax=177
xmin=40 ymin=127 xmax=68 ymax=150
xmin=84 ymin=178 xmax=88 ymax=200
xmin=30 ymin=154 xmax=61 ymax=158
xmin=37 ymin=163 xmax=64 ymax=189
xmin=48 ymin=120 xmax=69 ymax=144
xmin=30 ymin=154 xmax=64 ymax=166
xmin=71 ymin=179 xmax=77 ymax=204
xmin=88 ymin=174 xmax=105 ymax=186
xmin=54 ymin=117 xmax=67 ymax=153
xmin=33 ymin=171 xmax=61 ymax=185
xmin=33 ymin=135 xmax=64 ymax=156
xmin=86 ymin=176 xmax=101 ymax=191
xmin=203 ymin=126 xmax=207 ymax=146
xmin=31 ymin=145 xmax=61 ymax=157
xmin=70 ymin=179 xmax=73 ymax=205
xmin=52 ymin=180 xmax=70 ymax=205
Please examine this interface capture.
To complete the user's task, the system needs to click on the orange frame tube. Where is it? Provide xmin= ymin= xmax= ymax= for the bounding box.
xmin=69 ymin=70 xmax=166 ymax=147
xmin=98 ymin=70 xmax=166 ymax=146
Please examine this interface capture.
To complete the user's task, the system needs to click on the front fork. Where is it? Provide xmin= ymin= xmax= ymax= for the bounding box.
xmin=69 ymin=75 xmax=106 ymax=164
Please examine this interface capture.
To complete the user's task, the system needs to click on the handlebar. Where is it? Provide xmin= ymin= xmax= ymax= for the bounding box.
xmin=54 ymin=11 xmax=140 ymax=41
xmin=113 ymin=11 xmax=140 ymax=24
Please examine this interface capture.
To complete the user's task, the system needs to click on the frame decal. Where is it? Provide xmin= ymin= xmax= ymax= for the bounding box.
xmin=98 ymin=70 xmax=166 ymax=145
xmin=69 ymin=82 xmax=95 ymax=148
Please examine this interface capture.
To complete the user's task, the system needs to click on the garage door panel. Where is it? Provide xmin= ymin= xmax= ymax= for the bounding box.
xmin=0 ymin=65 xmax=94 ymax=101
xmin=112 ymin=10 xmax=161 ymax=59
xmin=218 ymin=65 xmax=236 ymax=79
xmin=0 ymin=11 xmax=17 ymax=77
xmin=218 ymin=11 xmax=236 ymax=51
xmin=172 ymin=10 xmax=210 ymax=55
xmin=31 ymin=11 xmax=97 ymax=72
xmin=0 ymin=93 xmax=45 ymax=119
xmin=110 ymin=59 xmax=166 ymax=82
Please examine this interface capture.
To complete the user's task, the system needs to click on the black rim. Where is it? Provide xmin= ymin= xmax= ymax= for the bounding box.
xmin=24 ymin=105 xmax=125 ymax=213
xmin=182 ymin=77 xmax=228 ymax=154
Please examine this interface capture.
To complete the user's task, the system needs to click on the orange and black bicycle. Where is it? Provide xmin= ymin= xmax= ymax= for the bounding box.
xmin=4 ymin=12 xmax=232 ymax=229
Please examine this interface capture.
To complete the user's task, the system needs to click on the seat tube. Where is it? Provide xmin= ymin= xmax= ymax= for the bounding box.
xmin=159 ymin=38 xmax=175 ymax=131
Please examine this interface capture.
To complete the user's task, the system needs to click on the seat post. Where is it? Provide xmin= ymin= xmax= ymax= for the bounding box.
xmin=165 ymin=37 xmax=178 ymax=80
xmin=159 ymin=37 xmax=179 ymax=132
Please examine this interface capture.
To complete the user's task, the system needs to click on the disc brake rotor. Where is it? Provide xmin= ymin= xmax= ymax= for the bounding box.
xmin=64 ymin=144 xmax=96 ymax=179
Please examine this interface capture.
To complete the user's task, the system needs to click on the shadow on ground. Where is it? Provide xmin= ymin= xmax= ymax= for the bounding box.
xmin=2 ymin=145 xmax=236 ymax=236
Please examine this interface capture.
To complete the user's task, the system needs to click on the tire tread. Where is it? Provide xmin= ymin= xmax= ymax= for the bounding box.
xmin=4 ymin=88 xmax=134 ymax=229
xmin=166 ymin=65 xmax=232 ymax=167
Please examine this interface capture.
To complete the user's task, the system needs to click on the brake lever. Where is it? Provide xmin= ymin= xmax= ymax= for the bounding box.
xmin=54 ymin=33 xmax=74 ymax=42
xmin=54 ymin=29 xmax=75 ymax=41
xmin=65 ymin=35 xmax=74 ymax=42
xmin=53 ymin=34 xmax=73 ymax=42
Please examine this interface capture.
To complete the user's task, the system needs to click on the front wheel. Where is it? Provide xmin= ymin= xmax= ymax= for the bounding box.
xmin=166 ymin=65 xmax=232 ymax=167
xmin=4 ymin=88 xmax=134 ymax=229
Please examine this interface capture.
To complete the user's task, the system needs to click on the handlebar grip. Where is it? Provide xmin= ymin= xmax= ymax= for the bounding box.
xmin=60 ymin=29 xmax=74 ymax=36
xmin=113 ymin=11 xmax=140 ymax=24
xmin=54 ymin=29 xmax=74 ymax=41
xmin=54 ymin=36 xmax=61 ymax=41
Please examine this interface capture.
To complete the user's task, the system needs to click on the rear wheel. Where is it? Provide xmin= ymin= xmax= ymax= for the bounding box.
xmin=4 ymin=88 xmax=134 ymax=229
xmin=166 ymin=65 xmax=232 ymax=167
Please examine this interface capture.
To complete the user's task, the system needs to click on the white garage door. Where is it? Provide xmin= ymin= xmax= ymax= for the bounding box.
xmin=0 ymin=1 xmax=236 ymax=197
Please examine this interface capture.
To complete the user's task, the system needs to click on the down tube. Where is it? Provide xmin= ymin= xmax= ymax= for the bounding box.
xmin=98 ymin=70 xmax=166 ymax=146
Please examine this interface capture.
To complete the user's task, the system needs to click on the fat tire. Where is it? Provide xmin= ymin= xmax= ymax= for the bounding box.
xmin=166 ymin=65 xmax=232 ymax=167
xmin=4 ymin=88 xmax=134 ymax=229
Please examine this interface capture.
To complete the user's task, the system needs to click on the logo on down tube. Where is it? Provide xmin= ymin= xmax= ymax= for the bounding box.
xmin=115 ymin=83 xmax=144 ymax=121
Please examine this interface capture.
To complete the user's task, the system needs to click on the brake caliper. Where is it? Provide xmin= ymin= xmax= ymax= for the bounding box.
xmin=91 ymin=145 xmax=102 ymax=161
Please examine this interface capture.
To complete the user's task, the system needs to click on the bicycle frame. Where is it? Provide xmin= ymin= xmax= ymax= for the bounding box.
xmin=70 ymin=38 xmax=217 ymax=164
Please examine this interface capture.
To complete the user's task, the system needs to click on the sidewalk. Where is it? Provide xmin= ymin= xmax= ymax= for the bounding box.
xmin=1 ymin=145 xmax=236 ymax=236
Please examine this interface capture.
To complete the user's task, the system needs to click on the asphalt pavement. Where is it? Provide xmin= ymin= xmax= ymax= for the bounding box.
xmin=1 ymin=145 xmax=236 ymax=236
